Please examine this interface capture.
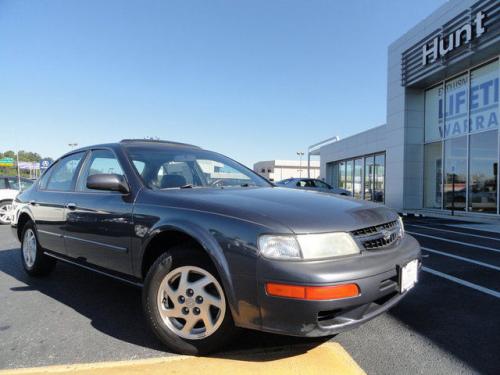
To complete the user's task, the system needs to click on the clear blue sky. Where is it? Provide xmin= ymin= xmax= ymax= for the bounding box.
xmin=0 ymin=0 xmax=446 ymax=167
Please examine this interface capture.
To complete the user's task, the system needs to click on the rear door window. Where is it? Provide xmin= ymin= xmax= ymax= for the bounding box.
xmin=313 ymin=180 xmax=330 ymax=189
xmin=45 ymin=152 xmax=86 ymax=191
xmin=297 ymin=180 xmax=314 ymax=187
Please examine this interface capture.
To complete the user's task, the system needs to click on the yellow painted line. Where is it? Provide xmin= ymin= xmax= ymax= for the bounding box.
xmin=0 ymin=342 xmax=366 ymax=375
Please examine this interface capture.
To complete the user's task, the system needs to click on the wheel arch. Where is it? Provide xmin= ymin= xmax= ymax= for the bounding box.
xmin=139 ymin=223 xmax=238 ymax=316
xmin=16 ymin=210 xmax=35 ymax=241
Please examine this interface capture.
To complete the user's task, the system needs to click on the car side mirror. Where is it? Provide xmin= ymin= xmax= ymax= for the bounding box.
xmin=86 ymin=174 xmax=130 ymax=194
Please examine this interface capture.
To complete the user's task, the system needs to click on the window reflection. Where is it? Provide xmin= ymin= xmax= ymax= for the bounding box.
xmin=364 ymin=156 xmax=374 ymax=201
xmin=353 ymin=158 xmax=363 ymax=199
xmin=345 ymin=160 xmax=353 ymax=193
xmin=444 ymin=136 xmax=467 ymax=211
xmin=424 ymin=142 xmax=442 ymax=209
xmin=338 ymin=161 xmax=346 ymax=189
xmin=469 ymin=130 xmax=498 ymax=213
xmin=374 ymin=154 xmax=385 ymax=202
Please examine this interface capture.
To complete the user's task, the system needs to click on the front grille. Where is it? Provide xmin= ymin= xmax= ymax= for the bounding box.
xmin=351 ymin=220 xmax=401 ymax=250
xmin=351 ymin=220 xmax=397 ymax=236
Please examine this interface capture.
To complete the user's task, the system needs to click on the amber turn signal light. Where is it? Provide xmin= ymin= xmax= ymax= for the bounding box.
xmin=266 ymin=282 xmax=359 ymax=300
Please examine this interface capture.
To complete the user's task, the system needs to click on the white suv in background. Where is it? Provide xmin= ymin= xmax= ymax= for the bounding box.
xmin=0 ymin=176 xmax=34 ymax=224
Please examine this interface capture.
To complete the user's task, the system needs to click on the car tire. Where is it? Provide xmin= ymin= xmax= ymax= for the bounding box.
xmin=20 ymin=221 xmax=56 ymax=277
xmin=0 ymin=200 xmax=13 ymax=225
xmin=143 ymin=247 xmax=237 ymax=355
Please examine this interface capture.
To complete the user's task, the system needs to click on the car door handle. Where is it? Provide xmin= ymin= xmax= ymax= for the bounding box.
xmin=66 ymin=203 xmax=77 ymax=210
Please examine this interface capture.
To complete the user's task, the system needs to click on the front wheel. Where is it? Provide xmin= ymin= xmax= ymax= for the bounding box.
xmin=21 ymin=221 xmax=56 ymax=276
xmin=0 ymin=200 xmax=13 ymax=225
xmin=143 ymin=248 xmax=236 ymax=354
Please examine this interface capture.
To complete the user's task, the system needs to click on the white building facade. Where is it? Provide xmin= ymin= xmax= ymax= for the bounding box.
xmin=317 ymin=0 xmax=499 ymax=216
xmin=253 ymin=160 xmax=320 ymax=181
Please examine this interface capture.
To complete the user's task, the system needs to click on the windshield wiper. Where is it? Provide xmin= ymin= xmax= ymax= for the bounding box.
xmin=180 ymin=184 xmax=194 ymax=189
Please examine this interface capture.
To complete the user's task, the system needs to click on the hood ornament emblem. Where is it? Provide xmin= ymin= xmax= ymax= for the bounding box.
xmin=381 ymin=229 xmax=392 ymax=241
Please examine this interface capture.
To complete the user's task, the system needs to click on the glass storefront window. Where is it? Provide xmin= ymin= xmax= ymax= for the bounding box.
xmin=469 ymin=60 xmax=499 ymax=134
xmin=424 ymin=84 xmax=444 ymax=142
xmin=345 ymin=160 xmax=353 ymax=194
xmin=444 ymin=136 xmax=467 ymax=211
xmin=424 ymin=142 xmax=443 ymax=209
xmin=364 ymin=156 xmax=374 ymax=201
xmin=469 ymin=130 xmax=498 ymax=213
xmin=329 ymin=162 xmax=339 ymax=187
xmin=423 ymin=59 xmax=499 ymax=214
xmin=374 ymin=154 xmax=385 ymax=202
xmin=353 ymin=158 xmax=363 ymax=199
xmin=338 ymin=161 xmax=346 ymax=189
xmin=329 ymin=154 xmax=384 ymax=202
xmin=443 ymin=74 xmax=469 ymax=139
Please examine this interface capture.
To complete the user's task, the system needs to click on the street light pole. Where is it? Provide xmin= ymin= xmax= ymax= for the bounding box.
xmin=297 ymin=151 xmax=304 ymax=178
xmin=16 ymin=150 xmax=21 ymax=191
xmin=68 ymin=143 xmax=78 ymax=150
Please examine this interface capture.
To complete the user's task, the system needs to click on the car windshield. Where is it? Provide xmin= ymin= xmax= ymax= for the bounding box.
xmin=125 ymin=146 xmax=271 ymax=190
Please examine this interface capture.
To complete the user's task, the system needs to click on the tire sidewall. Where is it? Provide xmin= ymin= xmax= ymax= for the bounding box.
xmin=143 ymin=249 xmax=235 ymax=355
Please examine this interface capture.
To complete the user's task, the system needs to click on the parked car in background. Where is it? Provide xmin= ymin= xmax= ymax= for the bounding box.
xmin=0 ymin=176 xmax=34 ymax=224
xmin=10 ymin=139 xmax=420 ymax=354
xmin=276 ymin=178 xmax=351 ymax=196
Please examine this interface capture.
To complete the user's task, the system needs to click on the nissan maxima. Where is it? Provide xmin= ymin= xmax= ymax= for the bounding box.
xmin=10 ymin=139 xmax=421 ymax=354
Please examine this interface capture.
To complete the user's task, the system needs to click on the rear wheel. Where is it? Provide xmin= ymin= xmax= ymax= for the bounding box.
xmin=143 ymin=247 xmax=236 ymax=354
xmin=0 ymin=200 xmax=13 ymax=225
xmin=21 ymin=221 xmax=56 ymax=276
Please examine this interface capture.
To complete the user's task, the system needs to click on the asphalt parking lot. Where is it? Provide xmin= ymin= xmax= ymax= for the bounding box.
xmin=0 ymin=217 xmax=499 ymax=374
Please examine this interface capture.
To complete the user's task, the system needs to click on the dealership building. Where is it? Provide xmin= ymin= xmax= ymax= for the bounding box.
xmin=313 ymin=0 xmax=499 ymax=216
xmin=254 ymin=160 xmax=320 ymax=181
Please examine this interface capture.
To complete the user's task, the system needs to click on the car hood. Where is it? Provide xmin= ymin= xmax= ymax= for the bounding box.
xmin=147 ymin=187 xmax=398 ymax=234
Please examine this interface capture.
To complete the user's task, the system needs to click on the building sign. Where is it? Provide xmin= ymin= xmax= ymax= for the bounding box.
xmin=18 ymin=162 xmax=40 ymax=170
xmin=424 ymin=59 xmax=499 ymax=142
xmin=422 ymin=11 xmax=487 ymax=66
xmin=402 ymin=0 xmax=499 ymax=87
xmin=39 ymin=158 xmax=52 ymax=171
xmin=0 ymin=157 xmax=14 ymax=167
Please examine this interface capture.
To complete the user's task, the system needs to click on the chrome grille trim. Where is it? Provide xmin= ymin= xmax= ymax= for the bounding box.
xmin=351 ymin=220 xmax=401 ymax=250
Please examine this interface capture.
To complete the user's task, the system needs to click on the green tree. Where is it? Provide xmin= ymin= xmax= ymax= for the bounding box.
xmin=18 ymin=150 xmax=42 ymax=162
xmin=2 ymin=150 xmax=16 ymax=159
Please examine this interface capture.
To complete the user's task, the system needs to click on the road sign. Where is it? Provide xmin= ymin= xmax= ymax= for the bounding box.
xmin=0 ymin=157 xmax=14 ymax=167
xmin=40 ymin=159 xmax=52 ymax=171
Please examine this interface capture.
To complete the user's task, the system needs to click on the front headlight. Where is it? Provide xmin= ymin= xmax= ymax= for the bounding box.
xmin=258 ymin=235 xmax=302 ymax=260
xmin=259 ymin=232 xmax=360 ymax=260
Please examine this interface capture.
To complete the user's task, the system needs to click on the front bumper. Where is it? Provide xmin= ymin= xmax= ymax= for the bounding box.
xmin=9 ymin=201 xmax=20 ymax=241
xmin=255 ymin=234 xmax=421 ymax=337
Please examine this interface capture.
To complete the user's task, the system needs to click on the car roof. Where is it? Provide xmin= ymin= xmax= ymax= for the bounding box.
xmin=119 ymin=139 xmax=201 ymax=149
xmin=57 ymin=139 xmax=203 ymax=160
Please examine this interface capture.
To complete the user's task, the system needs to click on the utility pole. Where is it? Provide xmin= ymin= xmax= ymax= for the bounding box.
xmin=297 ymin=151 xmax=304 ymax=178
xmin=16 ymin=150 xmax=21 ymax=191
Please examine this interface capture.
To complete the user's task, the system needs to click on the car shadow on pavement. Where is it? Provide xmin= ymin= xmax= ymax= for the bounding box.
xmin=388 ymin=271 xmax=500 ymax=375
xmin=0 ymin=248 xmax=328 ymax=361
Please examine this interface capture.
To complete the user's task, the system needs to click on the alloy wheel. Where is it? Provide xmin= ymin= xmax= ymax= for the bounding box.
xmin=156 ymin=265 xmax=226 ymax=340
xmin=22 ymin=228 xmax=37 ymax=268
xmin=0 ymin=203 xmax=13 ymax=224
